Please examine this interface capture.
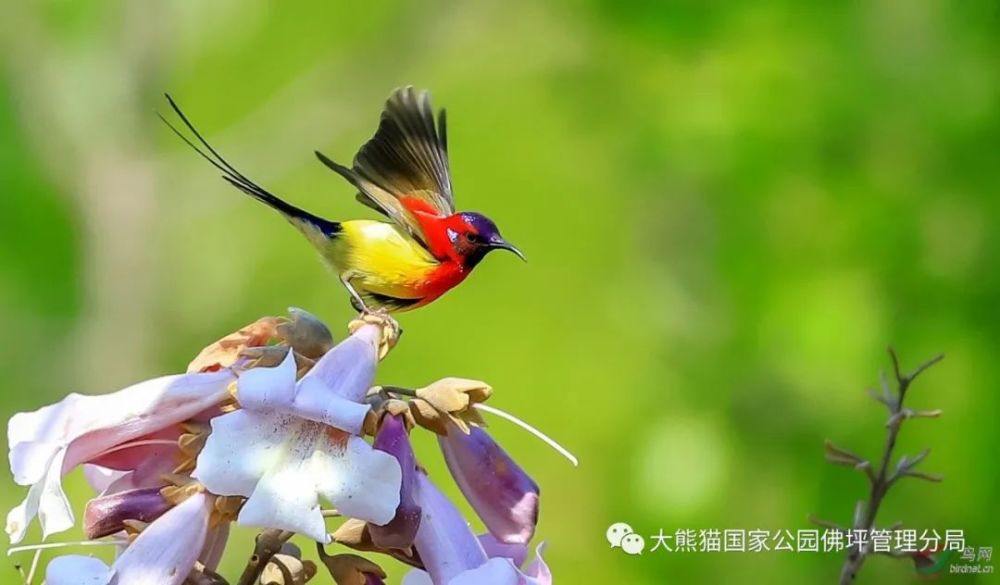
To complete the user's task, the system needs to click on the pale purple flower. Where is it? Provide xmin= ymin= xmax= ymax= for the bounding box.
xmin=194 ymin=324 xmax=402 ymax=542
xmin=439 ymin=424 xmax=539 ymax=544
xmin=45 ymin=491 xmax=213 ymax=585
xmin=6 ymin=370 xmax=234 ymax=543
xmin=402 ymin=473 xmax=551 ymax=585
xmin=411 ymin=472 xmax=488 ymax=583
xmin=370 ymin=413 xmax=421 ymax=550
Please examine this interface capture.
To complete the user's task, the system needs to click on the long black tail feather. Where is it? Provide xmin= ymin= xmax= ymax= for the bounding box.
xmin=159 ymin=94 xmax=340 ymax=237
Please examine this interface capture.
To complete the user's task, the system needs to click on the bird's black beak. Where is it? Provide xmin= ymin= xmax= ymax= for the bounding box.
xmin=488 ymin=237 xmax=527 ymax=262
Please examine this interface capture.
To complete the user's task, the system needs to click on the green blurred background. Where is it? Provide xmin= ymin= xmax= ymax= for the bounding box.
xmin=1 ymin=0 xmax=997 ymax=583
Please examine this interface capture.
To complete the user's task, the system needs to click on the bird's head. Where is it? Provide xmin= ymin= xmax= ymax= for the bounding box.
xmin=444 ymin=212 xmax=525 ymax=269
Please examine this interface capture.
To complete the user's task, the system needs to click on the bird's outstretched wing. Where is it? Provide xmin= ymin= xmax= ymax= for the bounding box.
xmin=316 ymin=86 xmax=454 ymax=248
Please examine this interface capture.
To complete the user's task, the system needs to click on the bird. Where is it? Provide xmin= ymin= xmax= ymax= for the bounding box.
xmin=160 ymin=87 xmax=524 ymax=313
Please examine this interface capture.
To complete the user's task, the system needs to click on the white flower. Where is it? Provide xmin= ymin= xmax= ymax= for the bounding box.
xmin=6 ymin=370 xmax=234 ymax=543
xmin=195 ymin=323 xmax=402 ymax=542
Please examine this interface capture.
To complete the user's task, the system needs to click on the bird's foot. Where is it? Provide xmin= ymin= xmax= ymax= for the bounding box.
xmin=349 ymin=310 xmax=401 ymax=360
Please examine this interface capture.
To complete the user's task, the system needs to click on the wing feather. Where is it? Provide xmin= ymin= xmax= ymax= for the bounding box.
xmin=315 ymin=86 xmax=455 ymax=249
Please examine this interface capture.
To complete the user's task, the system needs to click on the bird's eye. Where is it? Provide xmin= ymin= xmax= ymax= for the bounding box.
xmin=465 ymin=232 xmax=479 ymax=244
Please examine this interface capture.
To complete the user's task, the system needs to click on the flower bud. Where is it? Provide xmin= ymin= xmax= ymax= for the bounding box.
xmin=83 ymin=487 xmax=172 ymax=539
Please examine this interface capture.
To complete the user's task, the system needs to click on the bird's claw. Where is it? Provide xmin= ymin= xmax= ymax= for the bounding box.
xmin=349 ymin=310 xmax=401 ymax=360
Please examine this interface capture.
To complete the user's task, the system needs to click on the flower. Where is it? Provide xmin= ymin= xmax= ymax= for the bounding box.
xmin=8 ymin=309 xmax=566 ymax=585
xmin=6 ymin=369 xmax=234 ymax=543
xmin=438 ymin=423 xmax=539 ymax=544
xmin=370 ymin=412 xmax=421 ymax=550
xmin=411 ymin=472 xmax=488 ymax=583
xmin=402 ymin=473 xmax=551 ymax=585
xmin=194 ymin=322 xmax=402 ymax=542
xmin=45 ymin=491 xmax=214 ymax=585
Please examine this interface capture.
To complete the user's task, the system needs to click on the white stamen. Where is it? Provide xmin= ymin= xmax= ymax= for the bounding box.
xmin=25 ymin=547 xmax=41 ymax=585
xmin=474 ymin=403 xmax=579 ymax=467
xmin=93 ymin=439 xmax=179 ymax=459
xmin=7 ymin=539 xmax=128 ymax=557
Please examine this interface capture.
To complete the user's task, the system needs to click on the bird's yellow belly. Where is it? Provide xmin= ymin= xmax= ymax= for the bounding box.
xmin=322 ymin=220 xmax=439 ymax=300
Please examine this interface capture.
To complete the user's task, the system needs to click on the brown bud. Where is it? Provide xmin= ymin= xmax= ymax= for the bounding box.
xmin=188 ymin=317 xmax=283 ymax=373
xmin=331 ymin=519 xmax=422 ymax=569
xmin=259 ymin=553 xmax=318 ymax=584
xmin=416 ymin=378 xmax=492 ymax=412
xmin=316 ymin=551 xmax=385 ymax=585
xmin=409 ymin=398 xmax=449 ymax=436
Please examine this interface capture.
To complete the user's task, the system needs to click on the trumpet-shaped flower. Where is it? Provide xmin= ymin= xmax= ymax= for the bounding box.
xmin=45 ymin=491 xmax=213 ymax=585
xmin=6 ymin=370 xmax=234 ymax=543
xmin=438 ymin=424 xmax=539 ymax=544
xmin=370 ymin=413 xmax=421 ymax=550
xmin=195 ymin=324 xmax=402 ymax=542
xmin=402 ymin=473 xmax=551 ymax=585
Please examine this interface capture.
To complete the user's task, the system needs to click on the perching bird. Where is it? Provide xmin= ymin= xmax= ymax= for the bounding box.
xmin=160 ymin=87 xmax=524 ymax=312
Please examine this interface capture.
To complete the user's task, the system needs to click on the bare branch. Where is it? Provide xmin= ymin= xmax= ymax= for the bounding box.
xmin=832 ymin=350 xmax=944 ymax=585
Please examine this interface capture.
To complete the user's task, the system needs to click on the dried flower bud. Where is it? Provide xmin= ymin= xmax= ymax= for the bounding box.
xmin=332 ymin=519 xmax=422 ymax=568
xmin=416 ymin=378 xmax=492 ymax=412
xmin=317 ymin=550 xmax=386 ymax=585
xmin=259 ymin=553 xmax=317 ymax=585
xmin=409 ymin=398 xmax=449 ymax=436
xmin=409 ymin=378 xmax=492 ymax=435
xmin=188 ymin=317 xmax=282 ymax=373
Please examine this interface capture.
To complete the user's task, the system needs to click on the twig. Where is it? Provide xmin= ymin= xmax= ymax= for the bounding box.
xmin=236 ymin=529 xmax=294 ymax=585
xmin=835 ymin=348 xmax=943 ymax=585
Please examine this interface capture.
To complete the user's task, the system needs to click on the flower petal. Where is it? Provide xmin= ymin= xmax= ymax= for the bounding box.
xmin=314 ymin=434 xmax=402 ymax=528
xmin=524 ymin=542 xmax=551 ymax=584
xmin=45 ymin=555 xmax=113 ymax=585
xmin=6 ymin=448 xmax=73 ymax=542
xmin=402 ymin=533 xmax=535 ymax=585
xmin=478 ymin=533 xmax=528 ymax=567
xmin=448 ymin=557 xmax=523 ymax=585
xmin=401 ymin=570 xmax=434 ymax=585
xmin=234 ymin=345 xmax=298 ymax=410
xmin=438 ymin=425 xmax=539 ymax=544
xmin=111 ymin=491 xmax=212 ymax=585
xmin=10 ymin=370 xmax=233 ymax=484
xmin=235 ymin=332 xmax=375 ymax=435
xmin=197 ymin=410 xmax=401 ymax=543
xmin=195 ymin=409 xmax=286 ymax=497
xmin=298 ymin=324 xmax=380 ymax=402
xmin=37 ymin=448 xmax=74 ymax=540
xmin=412 ymin=473 xmax=488 ymax=584
xmin=83 ymin=465 xmax=128 ymax=495
xmin=235 ymin=443 xmax=328 ymax=542
xmin=291 ymin=324 xmax=381 ymax=434
xmin=370 ymin=414 xmax=421 ymax=550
